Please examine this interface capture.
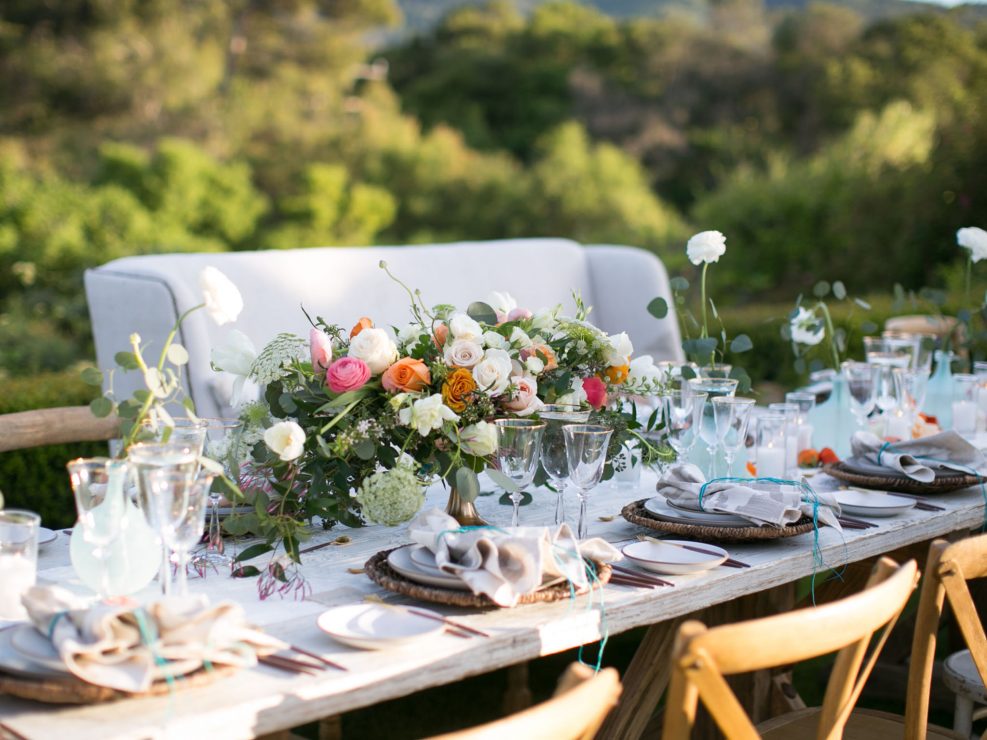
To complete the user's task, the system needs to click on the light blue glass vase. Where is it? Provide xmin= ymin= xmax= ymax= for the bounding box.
xmin=923 ymin=350 xmax=955 ymax=429
xmin=807 ymin=373 xmax=854 ymax=459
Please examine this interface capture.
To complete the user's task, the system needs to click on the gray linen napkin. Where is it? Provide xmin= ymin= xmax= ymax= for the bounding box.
xmin=850 ymin=430 xmax=986 ymax=483
xmin=21 ymin=586 xmax=284 ymax=693
xmin=656 ymin=463 xmax=841 ymax=529
xmin=407 ymin=509 xmax=620 ymax=608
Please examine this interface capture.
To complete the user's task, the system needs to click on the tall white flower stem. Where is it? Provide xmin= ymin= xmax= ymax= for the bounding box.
xmin=817 ymin=301 xmax=841 ymax=372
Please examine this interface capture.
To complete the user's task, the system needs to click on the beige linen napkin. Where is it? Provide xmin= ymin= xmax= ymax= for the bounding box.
xmin=851 ymin=430 xmax=986 ymax=483
xmin=22 ymin=585 xmax=284 ymax=693
xmin=656 ymin=463 xmax=841 ymax=530
xmin=407 ymin=509 xmax=620 ymax=608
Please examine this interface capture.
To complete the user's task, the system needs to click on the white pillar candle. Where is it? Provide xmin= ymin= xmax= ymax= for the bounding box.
xmin=884 ymin=412 xmax=912 ymax=441
xmin=797 ymin=423 xmax=814 ymax=452
xmin=0 ymin=553 xmax=35 ymax=620
xmin=952 ymin=400 xmax=978 ymax=436
xmin=785 ymin=434 xmax=798 ymax=473
xmin=757 ymin=445 xmax=786 ymax=479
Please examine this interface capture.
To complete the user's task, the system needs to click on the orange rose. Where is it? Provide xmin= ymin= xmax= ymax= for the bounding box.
xmin=521 ymin=343 xmax=558 ymax=372
xmin=442 ymin=368 xmax=477 ymax=413
xmin=381 ymin=357 xmax=431 ymax=393
xmin=603 ymin=365 xmax=629 ymax=384
xmin=350 ymin=317 xmax=373 ymax=338
xmin=433 ymin=322 xmax=449 ymax=349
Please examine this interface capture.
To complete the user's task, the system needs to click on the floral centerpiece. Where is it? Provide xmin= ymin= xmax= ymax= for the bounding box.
xmin=213 ymin=263 xmax=668 ymax=571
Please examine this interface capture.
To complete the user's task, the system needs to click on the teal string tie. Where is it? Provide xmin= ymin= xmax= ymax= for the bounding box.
xmin=549 ymin=541 xmax=609 ymax=674
xmin=46 ymin=610 xmax=68 ymax=642
xmin=133 ymin=606 xmax=179 ymax=717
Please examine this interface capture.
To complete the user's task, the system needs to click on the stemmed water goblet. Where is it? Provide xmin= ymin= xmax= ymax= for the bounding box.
xmin=66 ymin=458 xmax=130 ymax=600
xmin=842 ymin=361 xmax=879 ymax=431
xmin=191 ymin=418 xmax=244 ymax=570
xmin=539 ymin=404 xmax=591 ymax=526
xmin=665 ymin=389 xmax=707 ymax=465
xmin=688 ymin=377 xmax=739 ymax=478
xmin=494 ymin=419 xmax=546 ymax=528
xmin=146 ymin=470 xmax=214 ymax=599
xmin=712 ymin=397 xmax=755 ymax=477
xmin=563 ymin=424 xmax=613 ymax=540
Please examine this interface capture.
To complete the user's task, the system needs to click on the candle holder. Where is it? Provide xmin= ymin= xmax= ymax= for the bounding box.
xmin=755 ymin=413 xmax=787 ymax=480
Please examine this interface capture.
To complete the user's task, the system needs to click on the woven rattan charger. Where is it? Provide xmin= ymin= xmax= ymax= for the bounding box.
xmin=824 ymin=461 xmax=982 ymax=495
xmin=621 ymin=499 xmax=816 ymax=543
xmin=364 ymin=548 xmax=612 ymax=608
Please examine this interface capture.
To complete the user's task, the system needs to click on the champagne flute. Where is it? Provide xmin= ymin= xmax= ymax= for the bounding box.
xmin=712 ymin=397 xmax=755 ymax=476
xmin=563 ymin=424 xmax=613 ymax=540
xmin=67 ymin=458 xmax=130 ymax=600
xmin=147 ymin=471 xmax=214 ymax=599
xmin=666 ymin=389 xmax=707 ymax=463
xmin=688 ymin=377 xmax=738 ymax=478
xmin=193 ymin=418 xmax=244 ymax=570
xmin=539 ymin=404 xmax=591 ymax=526
xmin=495 ymin=419 xmax=546 ymax=528
xmin=842 ymin=361 xmax=879 ymax=430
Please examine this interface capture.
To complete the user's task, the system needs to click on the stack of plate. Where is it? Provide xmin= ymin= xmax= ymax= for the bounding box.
xmin=316 ymin=604 xmax=445 ymax=650
xmin=386 ymin=545 xmax=471 ymax=591
xmin=643 ymin=495 xmax=752 ymax=529
xmin=833 ymin=489 xmax=916 ymax=517
xmin=0 ymin=624 xmax=72 ymax=680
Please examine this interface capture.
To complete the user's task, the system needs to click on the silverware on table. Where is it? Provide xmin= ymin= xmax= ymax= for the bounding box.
xmin=610 ymin=563 xmax=674 ymax=588
xmin=405 ymin=609 xmax=489 ymax=638
xmin=288 ymin=644 xmax=348 ymax=671
xmin=259 ymin=654 xmax=322 ymax=676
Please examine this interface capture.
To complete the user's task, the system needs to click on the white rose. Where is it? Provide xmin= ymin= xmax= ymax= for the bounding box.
xmin=198 ymin=266 xmax=244 ymax=326
xmin=628 ymin=354 xmax=662 ymax=385
xmin=686 ymin=230 xmax=727 ymax=266
xmin=487 ymin=291 xmax=518 ymax=318
xmin=483 ymin=330 xmax=508 ymax=349
xmin=605 ymin=331 xmax=633 ymax=366
xmin=458 ymin=421 xmax=498 ymax=457
xmin=510 ymin=326 xmax=533 ymax=348
xmin=398 ymin=394 xmax=460 ymax=436
xmin=264 ymin=421 xmax=306 ymax=462
xmin=443 ymin=338 xmax=484 ymax=368
xmin=348 ymin=327 xmax=399 ymax=375
xmin=525 ymin=356 xmax=545 ymax=375
xmin=398 ymin=323 xmax=424 ymax=345
xmin=958 ymin=227 xmax=987 ymax=263
xmin=211 ymin=330 xmax=258 ymax=406
xmin=790 ymin=307 xmax=825 ymax=346
xmin=448 ymin=313 xmax=483 ymax=340
xmin=531 ymin=307 xmax=560 ymax=332
xmin=471 ymin=348 xmax=513 ymax=396
xmin=502 ymin=376 xmax=544 ymax=417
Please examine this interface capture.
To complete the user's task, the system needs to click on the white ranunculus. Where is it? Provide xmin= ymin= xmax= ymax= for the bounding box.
xmin=605 ymin=332 xmax=633 ymax=366
xmin=958 ymin=227 xmax=987 ymax=263
xmin=686 ymin=230 xmax=727 ymax=266
xmin=531 ymin=306 xmax=561 ymax=332
xmin=212 ymin=330 xmax=258 ymax=407
xmin=471 ymin=348 xmax=514 ymax=396
xmin=790 ymin=307 xmax=825 ymax=346
xmin=482 ymin=330 xmax=508 ymax=349
xmin=444 ymin=338 xmax=484 ymax=368
xmin=264 ymin=421 xmax=306 ymax=462
xmin=628 ymin=354 xmax=662 ymax=385
xmin=398 ymin=394 xmax=460 ymax=436
xmin=510 ymin=326 xmax=533 ymax=348
xmin=458 ymin=421 xmax=498 ymax=457
xmin=348 ymin=327 xmax=398 ymax=375
xmin=448 ymin=312 xmax=483 ymax=340
xmin=487 ymin=291 xmax=518 ymax=318
xmin=398 ymin=323 xmax=424 ymax=345
xmin=525 ymin=355 xmax=545 ymax=375
xmin=199 ymin=266 xmax=244 ymax=326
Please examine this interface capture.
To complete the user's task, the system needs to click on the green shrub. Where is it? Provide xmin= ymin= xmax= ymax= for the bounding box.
xmin=0 ymin=371 xmax=104 ymax=529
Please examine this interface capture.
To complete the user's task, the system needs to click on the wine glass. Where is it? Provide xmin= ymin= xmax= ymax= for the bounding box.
xmin=842 ymin=361 xmax=879 ymax=431
xmin=712 ymin=397 xmax=755 ymax=477
xmin=564 ymin=424 xmax=613 ymax=540
xmin=146 ymin=470 xmax=214 ymax=599
xmin=688 ymin=377 xmax=739 ymax=478
xmin=665 ymin=389 xmax=707 ymax=463
xmin=66 ymin=458 xmax=130 ymax=600
xmin=192 ymin=418 xmax=244 ymax=570
xmin=539 ymin=404 xmax=591 ymax=526
xmin=495 ymin=419 xmax=546 ymax=528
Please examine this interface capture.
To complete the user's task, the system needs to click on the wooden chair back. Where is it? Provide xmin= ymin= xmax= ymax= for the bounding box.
xmin=0 ymin=406 xmax=119 ymax=453
xmin=663 ymin=557 xmax=919 ymax=740
xmin=905 ymin=534 xmax=987 ymax=740
xmin=429 ymin=662 xmax=622 ymax=740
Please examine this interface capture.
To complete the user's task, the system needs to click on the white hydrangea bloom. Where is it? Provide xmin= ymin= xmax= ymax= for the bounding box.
xmin=356 ymin=462 xmax=425 ymax=526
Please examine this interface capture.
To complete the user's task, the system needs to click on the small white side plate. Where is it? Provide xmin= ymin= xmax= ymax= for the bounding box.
xmin=37 ymin=528 xmax=57 ymax=547
xmin=4 ymin=625 xmax=70 ymax=676
xmin=622 ymin=540 xmax=728 ymax=575
xmin=834 ymin=489 xmax=917 ymax=518
xmin=387 ymin=546 xmax=470 ymax=590
xmin=316 ymin=604 xmax=445 ymax=650
xmin=644 ymin=496 xmax=751 ymax=528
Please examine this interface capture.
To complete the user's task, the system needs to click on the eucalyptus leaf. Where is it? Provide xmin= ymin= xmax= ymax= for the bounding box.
xmin=670 ymin=276 xmax=690 ymax=292
xmin=80 ymin=367 xmax=104 ymax=386
xmin=354 ymin=438 xmax=376 ymax=460
xmin=854 ymin=298 xmax=872 ymax=310
xmin=813 ymin=281 xmax=831 ymax=298
xmin=89 ymin=396 xmax=113 ymax=418
xmin=454 ymin=467 xmax=482 ymax=502
xmin=832 ymin=281 xmax=847 ymax=300
xmin=114 ymin=351 xmax=140 ymax=370
xmin=730 ymin=334 xmax=753 ymax=353
xmin=467 ymin=301 xmax=498 ymax=325
xmin=646 ymin=297 xmax=668 ymax=320
xmin=487 ymin=468 xmax=520 ymax=493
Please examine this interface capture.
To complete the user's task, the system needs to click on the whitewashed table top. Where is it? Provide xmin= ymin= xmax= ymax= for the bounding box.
xmin=1 ymin=472 xmax=984 ymax=740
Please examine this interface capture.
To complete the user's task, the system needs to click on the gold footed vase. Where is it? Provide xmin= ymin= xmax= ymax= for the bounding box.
xmin=444 ymin=487 xmax=488 ymax=526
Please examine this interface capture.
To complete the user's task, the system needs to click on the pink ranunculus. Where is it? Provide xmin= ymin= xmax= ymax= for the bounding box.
xmin=582 ymin=376 xmax=608 ymax=410
xmin=502 ymin=376 xmax=543 ymax=417
xmin=310 ymin=328 xmax=333 ymax=373
xmin=507 ymin=307 xmax=533 ymax=322
xmin=327 ymin=357 xmax=371 ymax=393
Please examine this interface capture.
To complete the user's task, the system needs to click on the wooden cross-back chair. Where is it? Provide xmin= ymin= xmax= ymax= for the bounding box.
xmin=0 ymin=406 xmax=119 ymax=453
xmin=662 ymin=557 xmax=944 ymax=740
xmin=428 ymin=663 xmax=621 ymax=740
xmin=906 ymin=534 xmax=987 ymax=740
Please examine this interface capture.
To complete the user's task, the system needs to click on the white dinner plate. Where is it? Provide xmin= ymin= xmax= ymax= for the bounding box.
xmin=316 ymin=604 xmax=445 ymax=650
xmin=833 ymin=489 xmax=917 ymax=518
xmin=408 ymin=546 xmax=448 ymax=577
xmin=387 ymin=545 xmax=470 ymax=591
xmin=37 ymin=527 xmax=57 ymax=547
xmin=645 ymin=496 xmax=751 ymax=528
xmin=622 ymin=540 xmax=728 ymax=575
xmin=0 ymin=626 xmax=70 ymax=678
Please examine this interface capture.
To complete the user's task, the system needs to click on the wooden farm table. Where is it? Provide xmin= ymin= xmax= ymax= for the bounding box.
xmin=0 ymin=472 xmax=984 ymax=740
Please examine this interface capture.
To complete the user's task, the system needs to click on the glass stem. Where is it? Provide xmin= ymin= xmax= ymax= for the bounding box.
xmin=577 ymin=493 xmax=588 ymax=540
xmin=160 ymin=546 xmax=172 ymax=596
xmin=208 ymin=495 xmax=223 ymax=554
xmin=707 ymin=444 xmax=719 ymax=479
xmin=724 ymin=451 xmax=735 ymax=477
xmin=554 ymin=481 xmax=566 ymax=526
xmin=511 ymin=492 xmax=521 ymax=528
xmin=175 ymin=551 xmax=188 ymax=598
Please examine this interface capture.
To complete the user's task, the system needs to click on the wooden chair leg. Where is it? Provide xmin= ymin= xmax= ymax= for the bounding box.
xmin=502 ymin=662 xmax=532 ymax=714
xmin=318 ymin=715 xmax=343 ymax=740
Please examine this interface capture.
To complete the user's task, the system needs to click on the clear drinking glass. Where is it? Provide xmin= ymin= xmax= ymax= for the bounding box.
xmin=712 ymin=397 xmax=755 ymax=476
xmin=192 ymin=418 xmax=244 ymax=570
xmin=147 ymin=471 xmax=214 ymax=598
xmin=689 ymin=377 xmax=739 ymax=478
xmin=67 ymin=458 xmax=130 ymax=600
xmin=563 ymin=424 xmax=614 ymax=539
xmin=495 ymin=419 xmax=546 ymax=528
xmin=768 ymin=402 xmax=800 ymax=475
xmin=539 ymin=404 xmax=592 ymax=526
xmin=665 ymin=389 xmax=707 ymax=462
xmin=0 ymin=509 xmax=41 ymax=620
xmin=842 ymin=361 xmax=879 ymax=430
xmin=884 ymin=331 xmax=936 ymax=376
xmin=953 ymin=374 xmax=979 ymax=436
xmin=785 ymin=390 xmax=817 ymax=453
xmin=699 ymin=363 xmax=733 ymax=379
xmin=755 ymin=414 xmax=788 ymax=479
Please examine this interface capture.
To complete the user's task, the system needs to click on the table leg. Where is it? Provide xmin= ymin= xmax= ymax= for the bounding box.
xmin=502 ymin=662 xmax=533 ymax=713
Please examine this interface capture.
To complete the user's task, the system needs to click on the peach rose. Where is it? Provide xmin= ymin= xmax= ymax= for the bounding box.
xmin=502 ymin=376 xmax=543 ymax=417
xmin=441 ymin=368 xmax=477 ymax=413
xmin=350 ymin=317 xmax=373 ymax=338
xmin=521 ymin=343 xmax=558 ymax=372
xmin=433 ymin=322 xmax=449 ymax=349
xmin=381 ymin=357 xmax=431 ymax=393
